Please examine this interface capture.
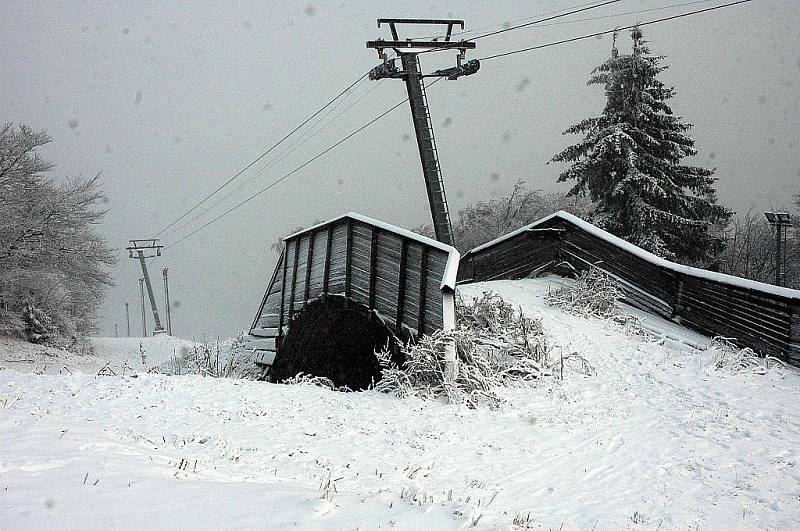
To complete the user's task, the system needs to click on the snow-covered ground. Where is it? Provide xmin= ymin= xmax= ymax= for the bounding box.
xmin=2 ymin=278 xmax=800 ymax=530
xmin=0 ymin=335 xmax=197 ymax=376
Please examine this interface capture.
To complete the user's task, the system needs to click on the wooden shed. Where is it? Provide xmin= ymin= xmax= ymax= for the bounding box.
xmin=248 ymin=212 xmax=460 ymax=387
xmin=457 ymin=211 xmax=800 ymax=364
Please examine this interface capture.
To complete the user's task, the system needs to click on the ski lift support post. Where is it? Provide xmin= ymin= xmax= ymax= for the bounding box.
xmin=366 ymin=19 xmax=479 ymax=247
xmin=126 ymin=239 xmax=166 ymax=335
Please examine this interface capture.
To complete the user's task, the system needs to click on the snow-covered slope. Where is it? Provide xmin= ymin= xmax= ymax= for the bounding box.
xmin=90 ymin=335 xmax=198 ymax=371
xmin=0 ymin=335 xmax=197 ymax=375
xmin=2 ymin=278 xmax=799 ymax=530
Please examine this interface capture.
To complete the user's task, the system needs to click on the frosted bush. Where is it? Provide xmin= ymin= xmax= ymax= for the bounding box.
xmin=165 ymin=333 xmax=256 ymax=379
xmin=545 ymin=267 xmax=623 ymax=319
xmin=705 ymin=337 xmax=789 ymax=376
xmin=376 ymin=291 xmax=555 ymax=409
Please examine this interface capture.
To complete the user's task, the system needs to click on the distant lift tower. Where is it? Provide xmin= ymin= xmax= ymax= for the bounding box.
xmin=127 ymin=239 xmax=166 ymax=335
xmin=367 ymin=19 xmax=480 ymax=247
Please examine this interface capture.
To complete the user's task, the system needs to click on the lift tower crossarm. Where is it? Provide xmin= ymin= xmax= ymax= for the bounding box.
xmin=377 ymin=18 xmax=464 ymax=41
xmin=367 ymin=18 xmax=480 ymax=248
xmin=366 ymin=40 xmax=475 ymax=51
xmin=377 ymin=18 xmax=464 ymax=26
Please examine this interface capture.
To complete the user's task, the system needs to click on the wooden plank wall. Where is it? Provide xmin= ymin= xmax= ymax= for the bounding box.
xmin=457 ymin=231 xmax=559 ymax=284
xmin=556 ymin=218 xmax=677 ymax=318
xmin=458 ymin=216 xmax=800 ymax=363
xmin=249 ymin=216 xmax=452 ymax=365
xmin=791 ymin=310 xmax=800 ymax=355
xmin=676 ymin=275 xmax=795 ymax=357
xmin=251 ymin=252 xmax=284 ymax=334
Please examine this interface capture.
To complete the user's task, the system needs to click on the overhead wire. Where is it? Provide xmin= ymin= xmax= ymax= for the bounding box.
xmin=413 ymin=0 xmax=738 ymax=61
xmin=156 ymin=47 xmax=405 ymax=241
xmin=159 ymin=0 xmax=757 ymax=249
xmin=462 ymin=0 xmax=624 ymax=42
xmin=164 ymin=78 xmax=444 ymax=250
xmin=412 ymin=0 xmax=623 ymax=57
xmin=153 ymin=70 xmax=371 ymax=237
xmin=159 ymin=77 xmax=380 ymax=240
xmin=164 ymin=85 xmax=377 ymax=236
xmin=416 ymin=0 xmax=618 ymax=41
xmin=530 ymin=0 xmax=721 ymax=28
xmin=478 ymin=0 xmax=757 ymax=61
xmin=154 ymin=7 xmax=627 ymax=246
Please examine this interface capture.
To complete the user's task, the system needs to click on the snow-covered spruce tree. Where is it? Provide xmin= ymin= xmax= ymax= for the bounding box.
xmin=0 ymin=123 xmax=115 ymax=345
xmin=549 ymin=27 xmax=731 ymax=263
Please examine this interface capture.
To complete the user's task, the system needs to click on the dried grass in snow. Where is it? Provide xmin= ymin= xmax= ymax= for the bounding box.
xmin=165 ymin=333 xmax=256 ymax=379
xmin=705 ymin=337 xmax=790 ymax=376
xmin=545 ymin=267 xmax=623 ymax=319
xmin=282 ymin=373 xmax=353 ymax=392
xmin=376 ymin=292 xmax=555 ymax=409
xmin=545 ymin=268 xmax=648 ymax=338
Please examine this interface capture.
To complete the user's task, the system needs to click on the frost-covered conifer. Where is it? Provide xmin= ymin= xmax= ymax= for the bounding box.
xmin=550 ymin=27 xmax=731 ymax=263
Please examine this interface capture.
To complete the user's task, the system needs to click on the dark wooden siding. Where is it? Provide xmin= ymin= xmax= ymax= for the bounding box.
xmin=373 ymin=230 xmax=401 ymax=318
xmin=458 ymin=213 xmax=800 ymax=363
xmin=676 ymin=276 xmax=794 ymax=355
xmin=249 ymin=214 xmax=457 ymax=365
xmin=556 ymin=218 xmax=677 ymax=317
xmin=307 ymin=229 xmax=327 ymax=301
xmin=251 ymin=252 xmax=284 ymax=334
xmin=458 ymin=229 xmax=560 ymax=283
xmin=328 ymin=222 xmax=348 ymax=293
xmin=402 ymin=242 xmax=424 ymax=331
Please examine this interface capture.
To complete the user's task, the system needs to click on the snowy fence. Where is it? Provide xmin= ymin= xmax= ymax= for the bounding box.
xmin=457 ymin=211 xmax=800 ymax=363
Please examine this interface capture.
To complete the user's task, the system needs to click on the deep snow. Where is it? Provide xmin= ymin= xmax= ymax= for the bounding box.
xmin=2 ymin=278 xmax=799 ymax=530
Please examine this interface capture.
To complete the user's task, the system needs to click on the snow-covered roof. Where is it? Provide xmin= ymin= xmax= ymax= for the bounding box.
xmin=284 ymin=212 xmax=460 ymax=291
xmin=465 ymin=210 xmax=800 ymax=301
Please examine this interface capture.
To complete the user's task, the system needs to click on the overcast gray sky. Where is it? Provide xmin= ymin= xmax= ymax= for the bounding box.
xmin=3 ymin=0 xmax=799 ymax=339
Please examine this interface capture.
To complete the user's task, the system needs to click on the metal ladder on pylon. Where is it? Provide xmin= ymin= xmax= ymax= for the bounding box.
xmin=418 ymin=79 xmax=454 ymax=245
xmin=402 ymin=53 xmax=455 ymax=247
xmin=366 ymin=19 xmax=479 ymax=249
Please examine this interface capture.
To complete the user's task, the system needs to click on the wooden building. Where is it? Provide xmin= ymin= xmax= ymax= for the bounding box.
xmin=248 ymin=212 xmax=459 ymax=387
xmin=457 ymin=211 xmax=800 ymax=364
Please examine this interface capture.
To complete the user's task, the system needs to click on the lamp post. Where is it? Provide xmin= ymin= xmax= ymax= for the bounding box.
xmin=764 ymin=212 xmax=792 ymax=287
